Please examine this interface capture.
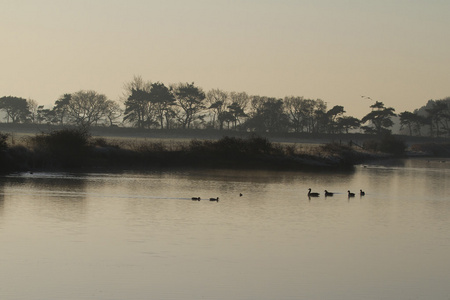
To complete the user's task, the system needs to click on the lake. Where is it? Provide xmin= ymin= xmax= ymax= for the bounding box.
xmin=1 ymin=158 xmax=450 ymax=300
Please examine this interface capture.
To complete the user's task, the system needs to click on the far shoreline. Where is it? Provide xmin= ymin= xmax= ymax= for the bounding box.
xmin=1 ymin=125 xmax=449 ymax=175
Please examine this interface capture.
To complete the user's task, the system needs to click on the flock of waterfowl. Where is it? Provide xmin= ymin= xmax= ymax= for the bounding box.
xmin=191 ymin=193 xmax=243 ymax=202
xmin=308 ymin=188 xmax=365 ymax=198
xmin=192 ymin=197 xmax=219 ymax=202
xmin=192 ymin=190 xmax=364 ymax=202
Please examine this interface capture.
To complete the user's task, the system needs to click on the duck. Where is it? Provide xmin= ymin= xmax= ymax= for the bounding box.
xmin=348 ymin=190 xmax=355 ymax=197
xmin=209 ymin=197 xmax=219 ymax=202
xmin=239 ymin=193 xmax=243 ymax=197
xmin=360 ymin=190 xmax=365 ymax=196
xmin=191 ymin=197 xmax=201 ymax=201
xmin=308 ymin=188 xmax=320 ymax=197
xmin=324 ymin=190 xmax=334 ymax=197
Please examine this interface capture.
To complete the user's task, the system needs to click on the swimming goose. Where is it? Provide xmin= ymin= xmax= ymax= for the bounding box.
xmin=348 ymin=190 xmax=355 ymax=197
xmin=191 ymin=197 xmax=201 ymax=201
xmin=360 ymin=190 xmax=365 ymax=196
xmin=324 ymin=190 xmax=334 ymax=196
xmin=209 ymin=197 xmax=219 ymax=202
xmin=308 ymin=188 xmax=320 ymax=197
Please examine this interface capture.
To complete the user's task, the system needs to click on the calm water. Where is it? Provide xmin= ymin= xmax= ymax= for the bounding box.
xmin=1 ymin=158 xmax=450 ymax=300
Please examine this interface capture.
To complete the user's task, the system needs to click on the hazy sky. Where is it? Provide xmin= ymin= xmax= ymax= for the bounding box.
xmin=1 ymin=0 xmax=449 ymax=118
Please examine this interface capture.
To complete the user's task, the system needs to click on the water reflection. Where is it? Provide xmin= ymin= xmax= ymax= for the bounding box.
xmin=0 ymin=179 xmax=5 ymax=218
xmin=4 ymin=172 xmax=89 ymax=223
xmin=1 ymin=161 xmax=450 ymax=300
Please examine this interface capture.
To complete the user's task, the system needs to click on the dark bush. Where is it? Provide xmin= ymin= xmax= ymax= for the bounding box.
xmin=0 ymin=132 xmax=8 ymax=151
xmin=363 ymin=134 xmax=406 ymax=156
xmin=28 ymin=128 xmax=92 ymax=168
xmin=410 ymin=143 xmax=450 ymax=156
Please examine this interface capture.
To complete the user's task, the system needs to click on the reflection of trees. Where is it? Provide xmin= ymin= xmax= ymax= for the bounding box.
xmin=13 ymin=175 xmax=89 ymax=223
xmin=0 ymin=179 xmax=5 ymax=218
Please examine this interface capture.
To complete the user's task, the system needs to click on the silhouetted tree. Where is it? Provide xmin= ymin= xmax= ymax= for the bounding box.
xmin=172 ymin=82 xmax=206 ymax=129
xmin=206 ymin=89 xmax=229 ymax=129
xmin=53 ymin=94 xmax=71 ymax=125
xmin=227 ymin=102 xmax=247 ymax=130
xmin=123 ymin=88 xmax=152 ymax=128
xmin=245 ymin=97 xmax=289 ymax=132
xmin=361 ymin=101 xmax=396 ymax=134
xmin=284 ymin=96 xmax=307 ymax=133
xmin=0 ymin=96 xmax=30 ymax=123
xmin=399 ymin=111 xmax=427 ymax=136
xmin=27 ymin=99 xmax=39 ymax=123
xmin=337 ymin=116 xmax=360 ymax=134
xmin=228 ymin=92 xmax=249 ymax=129
xmin=121 ymin=75 xmax=152 ymax=102
xmin=325 ymin=105 xmax=345 ymax=133
xmin=104 ymin=100 xmax=123 ymax=126
xmin=425 ymin=98 xmax=450 ymax=137
xmin=67 ymin=90 xmax=110 ymax=127
xmin=150 ymin=82 xmax=176 ymax=129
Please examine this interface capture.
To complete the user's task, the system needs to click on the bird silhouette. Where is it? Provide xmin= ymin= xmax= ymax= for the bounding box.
xmin=308 ymin=188 xmax=320 ymax=197
xmin=348 ymin=190 xmax=355 ymax=197
xmin=360 ymin=190 xmax=365 ymax=196
xmin=324 ymin=190 xmax=334 ymax=196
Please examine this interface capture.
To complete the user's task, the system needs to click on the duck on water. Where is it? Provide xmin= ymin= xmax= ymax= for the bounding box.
xmin=308 ymin=188 xmax=320 ymax=197
xmin=324 ymin=190 xmax=334 ymax=197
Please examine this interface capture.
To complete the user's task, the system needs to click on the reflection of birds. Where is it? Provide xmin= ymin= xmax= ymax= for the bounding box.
xmin=348 ymin=190 xmax=355 ymax=197
xmin=360 ymin=190 xmax=365 ymax=196
xmin=308 ymin=188 xmax=320 ymax=197
xmin=324 ymin=190 xmax=334 ymax=196
xmin=209 ymin=197 xmax=219 ymax=202
xmin=192 ymin=197 xmax=201 ymax=201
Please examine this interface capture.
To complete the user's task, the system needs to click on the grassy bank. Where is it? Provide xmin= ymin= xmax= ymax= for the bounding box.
xmin=0 ymin=128 xmax=384 ymax=174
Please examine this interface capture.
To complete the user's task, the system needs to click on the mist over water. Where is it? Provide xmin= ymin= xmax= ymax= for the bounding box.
xmin=1 ymin=158 xmax=450 ymax=300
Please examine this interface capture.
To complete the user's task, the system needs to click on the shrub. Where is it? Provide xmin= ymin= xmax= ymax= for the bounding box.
xmin=28 ymin=127 xmax=92 ymax=168
xmin=363 ymin=134 xmax=406 ymax=156
xmin=0 ymin=132 xmax=8 ymax=152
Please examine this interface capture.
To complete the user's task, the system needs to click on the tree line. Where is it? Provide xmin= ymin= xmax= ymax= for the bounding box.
xmin=1 ymin=76 xmax=449 ymax=137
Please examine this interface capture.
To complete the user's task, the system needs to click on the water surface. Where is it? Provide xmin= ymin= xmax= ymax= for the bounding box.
xmin=1 ymin=158 xmax=450 ymax=300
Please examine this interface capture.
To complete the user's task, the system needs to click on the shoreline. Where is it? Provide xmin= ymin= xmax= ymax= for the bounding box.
xmin=1 ymin=127 xmax=447 ymax=175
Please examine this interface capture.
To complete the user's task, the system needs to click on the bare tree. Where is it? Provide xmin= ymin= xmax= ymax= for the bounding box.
xmin=104 ymin=100 xmax=123 ymax=126
xmin=121 ymin=75 xmax=152 ymax=103
xmin=27 ymin=99 xmax=39 ymax=123
xmin=67 ymin=90 xmax=110 ymax=127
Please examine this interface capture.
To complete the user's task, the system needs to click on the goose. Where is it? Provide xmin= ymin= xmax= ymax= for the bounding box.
xmin=308 ymin=188 xmax=320 ymax=197
xmin=191 ymin=197 xmax=201 ymax=201
xmin=360 ymin=190 xmax=365 ymax=196
xmin=209 ymin=197 xmax=219 ymax=202
xmin=348 ymin=190 xmax=355 ymax=197
xmin=324 ymin=190 xmax=334 ymax=196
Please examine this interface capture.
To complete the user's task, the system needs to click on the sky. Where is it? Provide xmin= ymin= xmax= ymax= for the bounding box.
xmin=1 ymin=0 xmax=449 ymax=118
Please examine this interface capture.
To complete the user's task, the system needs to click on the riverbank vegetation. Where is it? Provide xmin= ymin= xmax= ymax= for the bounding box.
xmin=1 ymin=127 xmax=409 ymax=174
